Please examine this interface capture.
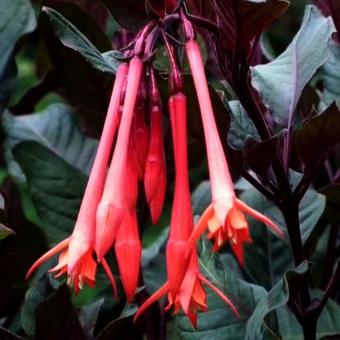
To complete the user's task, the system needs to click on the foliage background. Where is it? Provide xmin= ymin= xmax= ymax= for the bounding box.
xmin=0 ymin=0 xmax=339 ymax=339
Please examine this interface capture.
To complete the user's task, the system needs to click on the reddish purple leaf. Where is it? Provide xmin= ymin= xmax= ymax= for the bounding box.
xmin=215 ymin=0 xmax=289 ymax=53
xmin=296 ymin=102 xmax=340 ymax=169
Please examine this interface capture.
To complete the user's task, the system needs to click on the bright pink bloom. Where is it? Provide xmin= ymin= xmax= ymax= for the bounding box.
xmin=114 ymin=211 xmax=141 ymax=303
xmin=95 ymin=56 xmax=144 ymax=261
xmin=26 ymin=63 xmax=129 ymax=295
xmin=185 ymin=40 xmax=283 ymax=264
xmin=144 ymin=105 xmax=167 ymax=224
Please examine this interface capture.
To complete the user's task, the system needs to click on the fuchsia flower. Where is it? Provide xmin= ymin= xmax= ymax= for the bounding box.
xmin=185 ymin=39 xmax=284 ymax=264
xmin=95 ymin=56 xmax=144 ymax=261
xmin=166 ymin=93 xmax=193 ymax=298
xmin=26 ymin=63 xmax=129 ymax=295
xmin=135 ymin=93 xmax=239 ymax=326
xmin=27 ymin=8 xmax=284 ymax=328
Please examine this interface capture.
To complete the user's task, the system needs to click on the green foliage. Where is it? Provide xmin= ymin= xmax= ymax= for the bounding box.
xmin=43 ymin=7 xmax=119 ymax=74
xmin=0 ymin=0 xmax=339 ymax=339
xmin=3 ymin=104 xmax=98 ymax=182
xmin=0 ymin=0 xmax=36 ymax=114
xmin=251 ymin=5 xmax=335 ymax=126
xmin=14 ymin=141 xmax=87 ymax=244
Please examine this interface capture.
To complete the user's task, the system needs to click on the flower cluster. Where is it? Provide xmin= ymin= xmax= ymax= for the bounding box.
xmin=27 ymin=3 xmax=283 ymax=327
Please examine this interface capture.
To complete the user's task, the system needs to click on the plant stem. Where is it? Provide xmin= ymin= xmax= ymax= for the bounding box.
xmin=302 ymin=317 xmax=317 ymax=340
xmin=240 ymin=170 xmax=278 ymax=203
xmin=240 ymin=78 xmax=316 ymax=340
xmin=281 ymin=196 xmax=317 ymax=340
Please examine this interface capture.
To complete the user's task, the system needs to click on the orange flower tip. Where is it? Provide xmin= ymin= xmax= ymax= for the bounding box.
xmin=25 ymin=237 xmax=70 ymax=280
xmin=235 ymin=198 xmax=284 ymax=238
xmin=187 ymin=205 xmax=214 ymax=251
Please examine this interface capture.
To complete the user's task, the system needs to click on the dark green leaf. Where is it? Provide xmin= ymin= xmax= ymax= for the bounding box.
xmin=34 ymin=284 xmax=85 ymax=340
xmin=95 ymin=305 xmax=140 ymax=340
xmin=21 ymin=276 xmax=56 ymax=337
xmin=320 ymin=43 xmax=340 ymax=106
xmin=0 ymin=0 xmax=36 ymax=114
xmin=251 ymin=5 xmax=335 ymax=126
xmin=142 ymin=228 xmax=168 ymax=294
xmin=227 ymin=100 xmax=260 ymax=150
xmin=241 ymin=185 xmax=292 ymax=289
xmin=191 ymin=181 xmax=212 ymax=216
xmin=13 ymin=141 xmax=87 ymax=245
xmin=245 ymin=262 xmax=309 ymax=340
xmin=296 ymin=103 xmax=340 ymax=169
xmin=39 ymin=5 xmax=113 ymax=127
xmin=3 ymin=104 xmax=97 ymax=182
xmin=79 ymin=299 xmax=104 ymax=339
xmin=0 ymin=61 xmax=16 ymax=116
xmin=43 ymin=7 xmax=119 ymax=74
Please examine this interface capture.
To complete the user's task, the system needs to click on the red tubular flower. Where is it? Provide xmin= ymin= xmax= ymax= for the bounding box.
xmin=135 ymin=91 xmax=239 ymax=327
xmin=144 ymin=105 xmax=167 ymax=224
xmin=166 ymin=93 xmax=194 ymax=299
xmin=95 ymin=56 xmax=144 ymax=261
xmin=131 ymin=105 xmax=150 ymax=179
xmin=114 ymin=211 xmax=141 ymax=303
xmin=136 ymin=93 xmax=239 ymax=317
xmin=26 ymin=63 xmax=129 ymax=295
xmin=185 ymin=39 xmax=284 ymax=264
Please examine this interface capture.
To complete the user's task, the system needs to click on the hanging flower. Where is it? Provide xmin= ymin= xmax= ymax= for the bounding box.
xmin=185 ymin=39 xmax=284 ymax=264
xmin=26 ymin=63 xmax=129 ymax=295
xmin=95 ymin=56 xmax=144 ymax=261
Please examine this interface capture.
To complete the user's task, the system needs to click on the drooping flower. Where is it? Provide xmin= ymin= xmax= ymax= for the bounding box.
xmin=134 ymin=91 xmax=239 ymax=326
xmin=166 ymin=93 xmax=194 ymax=299
xmin=185 ymin=39 xmax=284 ymax=264
xmin=26 ymin=63 xmax=129 ymax=295
xmin=95 ymin=56 xmax=144 ymax=261
xmin=144 ymin=68 xmax=167 ymax=224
